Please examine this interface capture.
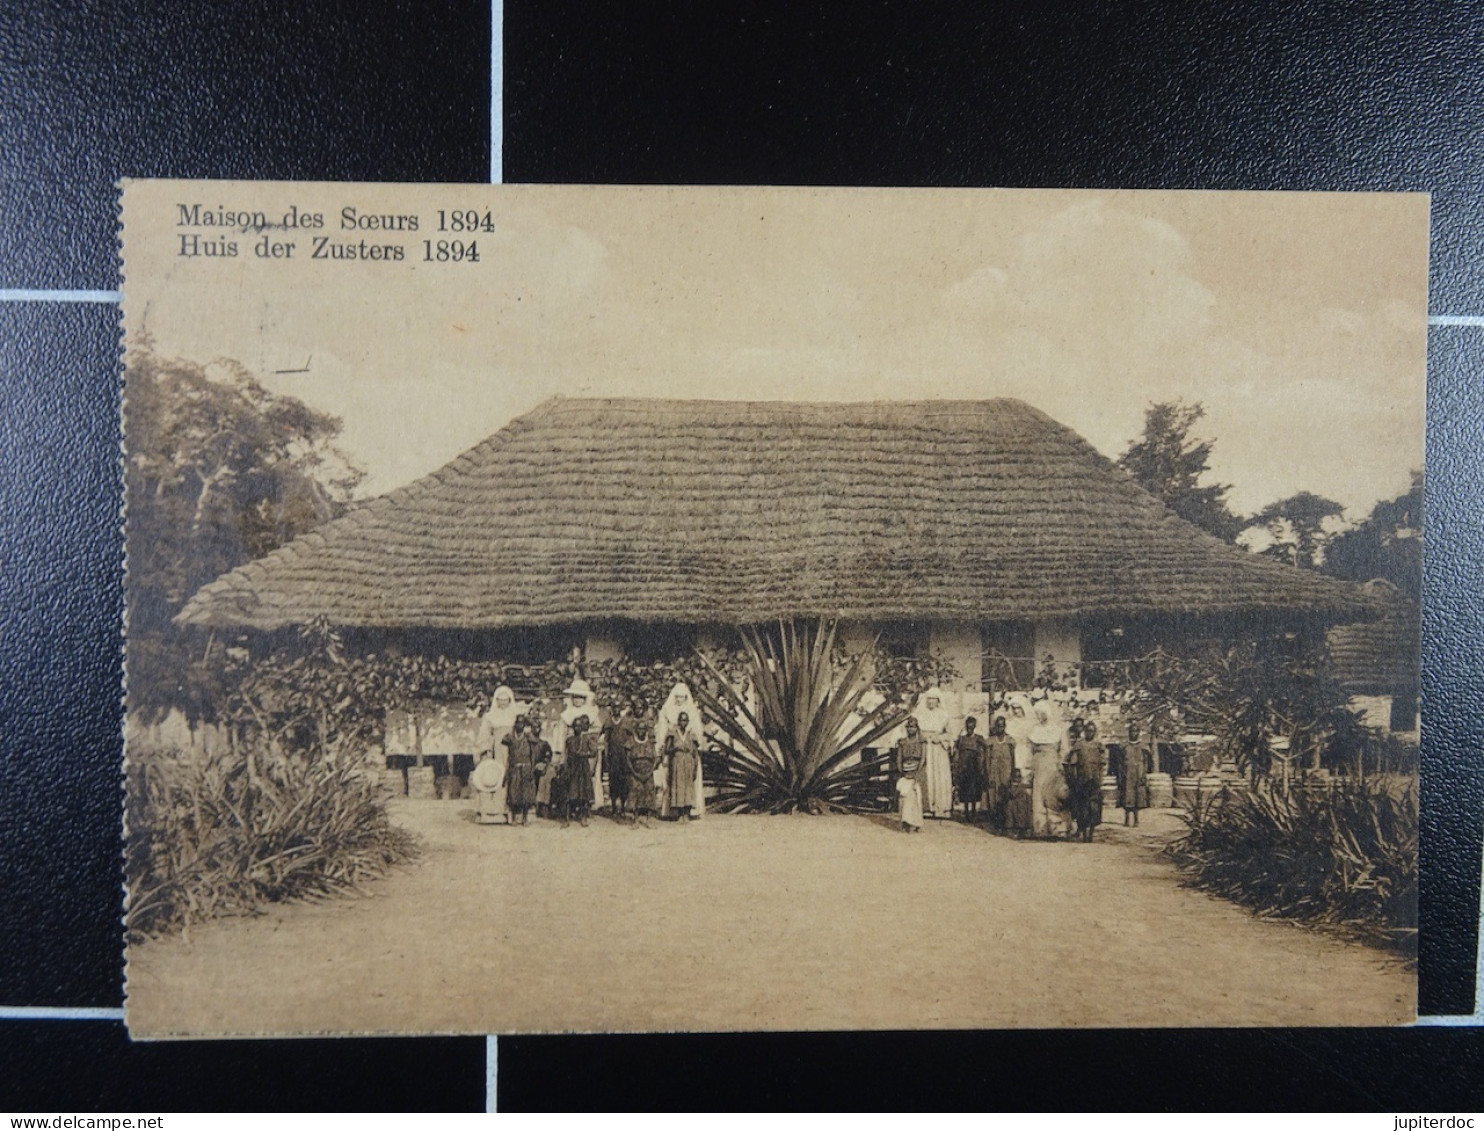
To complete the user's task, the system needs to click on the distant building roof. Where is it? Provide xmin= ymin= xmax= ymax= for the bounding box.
xmin=177 ymin=396 xmax=1370 ymax=630
xmin=1327 ymin=579 xmax=1420 ymax=696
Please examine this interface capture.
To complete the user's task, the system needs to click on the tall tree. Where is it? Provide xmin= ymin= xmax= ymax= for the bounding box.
xmin=1117 ymin=400 xmax=1243 ymax=541
xmin=1247 ymin=491 xmax=1347 ymax=570
xmin=1322 ymin=471 xmax=1422 ymax=598
xmin=125 ymin=343 xmax=364 ymax=720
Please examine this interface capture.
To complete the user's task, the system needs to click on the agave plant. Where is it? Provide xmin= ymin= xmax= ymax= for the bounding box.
xmin=690 ymin=619 xmax=908 ymax=813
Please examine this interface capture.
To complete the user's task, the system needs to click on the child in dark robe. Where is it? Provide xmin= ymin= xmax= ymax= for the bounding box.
xmin=953 ymin=716 xmax=989 ymax=821
xmin=1119 ymin=720 xmax=1153 ymax=826
xmin=627 ymin=715 xmax=658 ymax=827
xmin=1065 ymin=719 xmax=1107 ymax=842
xmin=561 ymin=714 xmax=598 ymax=827
xmin=501 ymin=715 xmax=540 ymax=826
xmin=982 ymin=715 xmax=1016 ymax=832
xmin=604 ymin=701 xmax=640 ymax=817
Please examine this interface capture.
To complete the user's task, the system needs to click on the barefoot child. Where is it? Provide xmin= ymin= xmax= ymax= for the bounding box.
xmin=953 ymin=715 xmax=989 ymax=821
xmin=501 ymin=714 xmax=540 ymax=826
xmin=896 ymin=748 xmax=925 ymax=832
xmin=627 ymin=715 xmax=658 ymax=827
xmin=893 ymin=718 xmax=928 ymax=833
xmin=1119 ymin=720 xmax=1152 ymax=827
xmin=982 ymin=715 xmax=1016 ymax=832
xmin=1065 ymin=719 xmax=1107 ymax=842
xmin=561 ymin=714 xmax=598 ymax=827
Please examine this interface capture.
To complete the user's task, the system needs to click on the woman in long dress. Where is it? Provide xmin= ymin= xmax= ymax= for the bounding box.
xmin=475 ymin=685 xmax=524 ymax=823
xmin=664 ymin=711 xmax=702 ymax=820
xmin=912 ymin=687 xmax=955 ymax=818
xmin=655 ymin=682 xmax=706 ymax=820
xmin=1028 ymin=702 xmax=1071 ymax=838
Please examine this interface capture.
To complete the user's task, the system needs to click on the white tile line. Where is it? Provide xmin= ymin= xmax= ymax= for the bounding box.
xmin=0 ymin=1005 xmax=125 ymax=1021
xmin=490 ymin=0 xmax=503 ymax=185
xmin=486 ymin=1034 xmax=498 ymax=1112
xmin=0 ymin=288 xmax=121 ymax=303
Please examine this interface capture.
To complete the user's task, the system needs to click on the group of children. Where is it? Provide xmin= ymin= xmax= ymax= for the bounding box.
xmin=468 ymin=680 xmax=707 ymax=828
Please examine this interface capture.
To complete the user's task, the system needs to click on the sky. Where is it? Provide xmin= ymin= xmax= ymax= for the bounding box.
xmin=122 ymin=182 xmax=1429 ymax=518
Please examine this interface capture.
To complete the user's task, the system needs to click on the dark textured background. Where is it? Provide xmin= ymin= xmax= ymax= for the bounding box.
xmin=2 ymin=0 xmax=1480 ymax=1111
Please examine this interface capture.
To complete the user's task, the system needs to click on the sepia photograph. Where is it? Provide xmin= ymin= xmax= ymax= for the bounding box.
xmin=119 ymin=180 xmax=1427 ymax=1036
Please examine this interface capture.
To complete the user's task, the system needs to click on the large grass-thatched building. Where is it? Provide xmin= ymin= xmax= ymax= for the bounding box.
xmin=178 ymin=396 xmax=1370 ymax=710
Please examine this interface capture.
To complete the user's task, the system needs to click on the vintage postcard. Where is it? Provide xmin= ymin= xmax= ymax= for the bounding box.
xmin=120 ymin=181 xmax=1427 ymax=1036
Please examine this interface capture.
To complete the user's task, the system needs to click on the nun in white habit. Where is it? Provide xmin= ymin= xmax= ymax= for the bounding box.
xmin=475 ymin=685 xmax=525 ymax=821
xmin=1004 ymin=692 xmax=1035 ymax=773
xmin=655 ymin=682 xmax=706 ymax=820
xmin=911 ymin=687 xmax=955 ymax=817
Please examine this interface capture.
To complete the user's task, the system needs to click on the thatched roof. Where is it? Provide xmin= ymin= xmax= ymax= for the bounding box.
xmin=177 ymin=396 xmax=1370 ymax=630
xmin=1326 ymin=580 xmax=1420 ymax=696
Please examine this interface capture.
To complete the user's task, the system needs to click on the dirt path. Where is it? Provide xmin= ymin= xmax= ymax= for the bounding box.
xmin=126 ymin=800 xmax=1414 ymax=1036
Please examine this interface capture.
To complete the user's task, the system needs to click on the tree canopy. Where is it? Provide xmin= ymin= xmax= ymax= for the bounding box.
xmin=125 ymin=343 xmax=364 ymax=720
xmin=1247 ymin=491 xmax=1348 ymax=570
xmin=1322 ymin=471 xmax=1423 ymax=598
xmin=1117 ymin=400 xmax=1243 ymax=542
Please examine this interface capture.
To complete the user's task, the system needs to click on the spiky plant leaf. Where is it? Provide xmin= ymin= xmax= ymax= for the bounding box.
xmin=693 ymin=618 xmax=908 ymax=814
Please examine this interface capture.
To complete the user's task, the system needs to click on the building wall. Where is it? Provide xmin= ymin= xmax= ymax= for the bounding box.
xmin=929 ymin=621 xmax=987 ymax=722
xmin=837 ymin=620 xmax=876 ymax=658
xmin=1350 ymin=691 xmax=1420 ymax=738
xmin=1034 ymin=617 xmax=1083 ymax=686
xmin=584 ymin=633 xmax=625 ymax=663
xmin=694 ymin=627 xmax=729 ymax=653
xmin=1351 ymin=694 xmax=1392 ymax=731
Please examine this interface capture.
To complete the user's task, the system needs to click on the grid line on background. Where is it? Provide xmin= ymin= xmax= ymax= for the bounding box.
xmin=0 ymin=10 xmax=1479 ymax=1116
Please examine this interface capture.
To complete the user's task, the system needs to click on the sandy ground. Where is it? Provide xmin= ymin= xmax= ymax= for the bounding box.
xmin=126 ymin=799 xmax=1415 ymax=1037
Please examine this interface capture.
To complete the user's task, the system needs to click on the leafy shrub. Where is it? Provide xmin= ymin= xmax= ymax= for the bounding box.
xmin=1166 ymin=776 xmax=1417 ymax=953
xmin=125 ymin=740 xmax=417 ymax=939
